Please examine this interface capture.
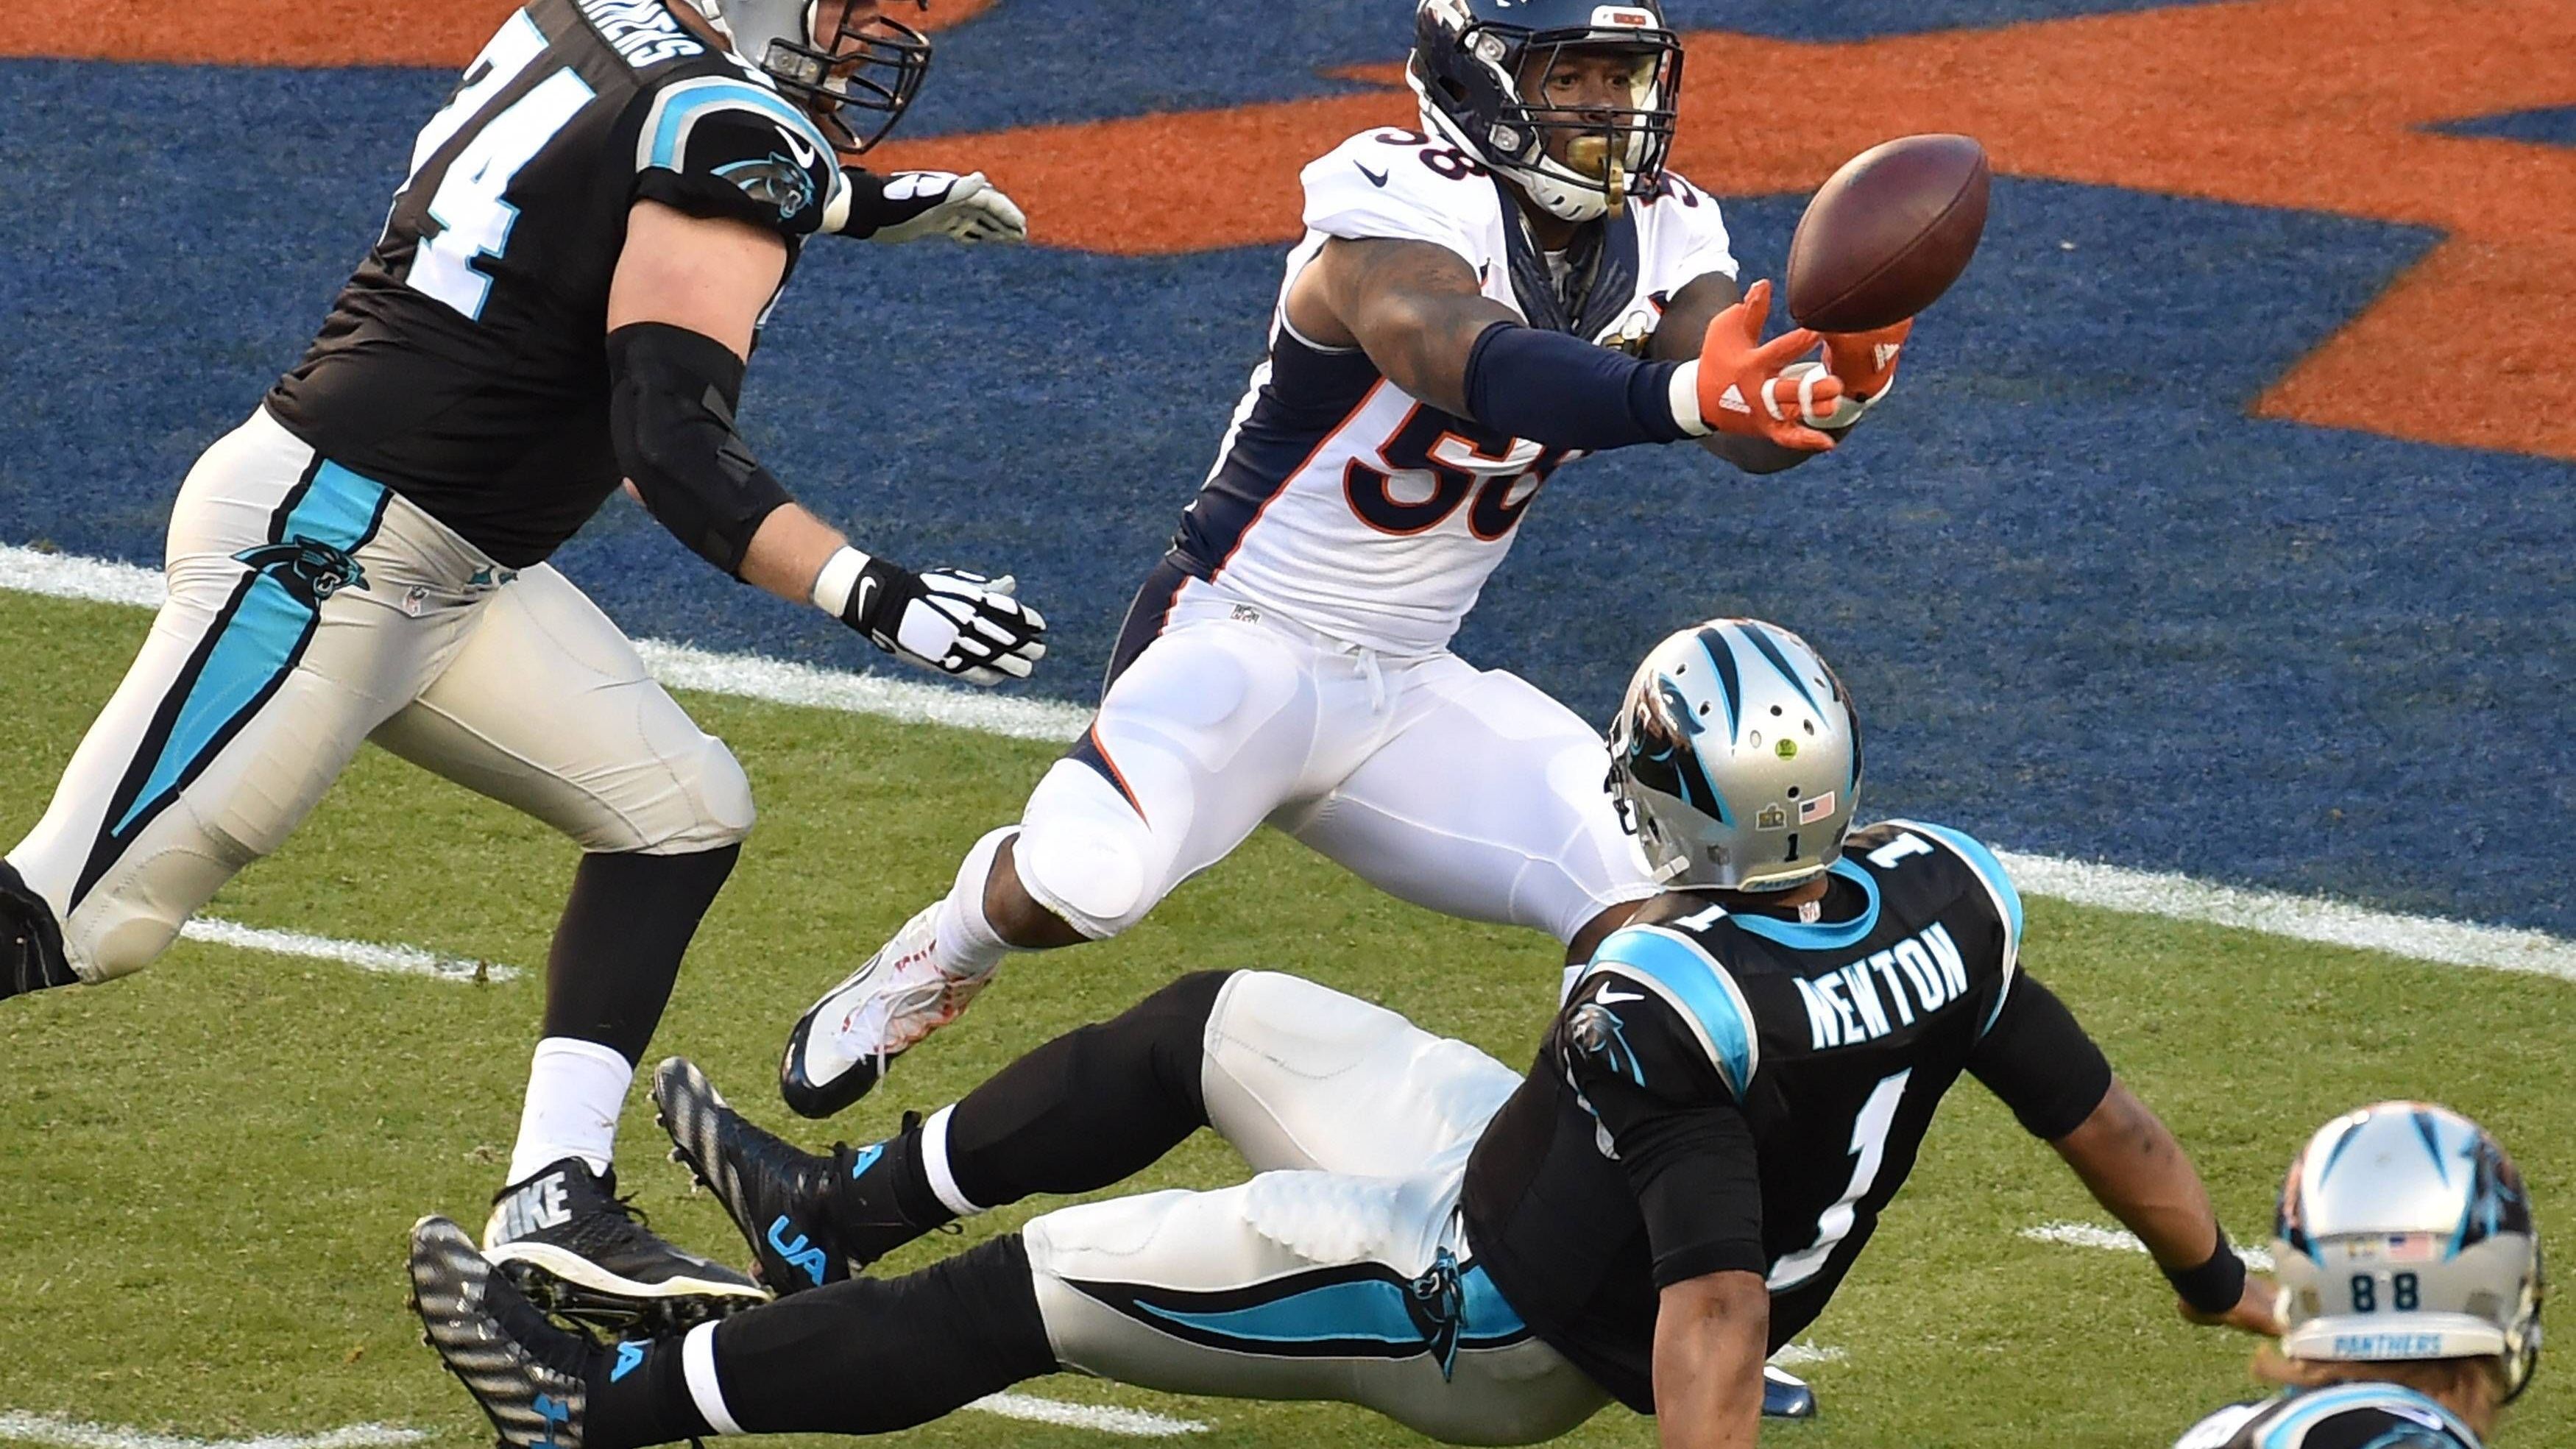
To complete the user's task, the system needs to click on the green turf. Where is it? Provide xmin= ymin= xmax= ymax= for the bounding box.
xmin=0 ymin=590 xmax=2563 ymax=1448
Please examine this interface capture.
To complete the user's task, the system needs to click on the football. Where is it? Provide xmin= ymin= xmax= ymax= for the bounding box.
xmin=1785 ymin=134 xmax=1992 ymax=332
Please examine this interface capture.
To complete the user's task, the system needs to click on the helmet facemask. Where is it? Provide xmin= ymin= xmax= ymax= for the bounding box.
xmin=723 ymin=0 xmax=933 ymax=153
xmin=1415 ymin=19 xmax=1682 ymax=224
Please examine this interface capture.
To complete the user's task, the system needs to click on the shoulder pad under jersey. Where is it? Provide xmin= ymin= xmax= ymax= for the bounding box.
xmin=1580 ymin=924 xmax=1761 ymax=1099
xmin=1300 ymin=127 xmax=1503 ymax=271
xmin=1629 ymin=167 xmax=1738 ymax=286
xmin=631 ymin=74 xmax=842 ymax=238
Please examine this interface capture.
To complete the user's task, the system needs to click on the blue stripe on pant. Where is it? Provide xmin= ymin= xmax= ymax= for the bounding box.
xmin=1067 ymin=1255 xmax=1529 ymax=1381
xmin=75 ymin=461 xmax=391 ymax=904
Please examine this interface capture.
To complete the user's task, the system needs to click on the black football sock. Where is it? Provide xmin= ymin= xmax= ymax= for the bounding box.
xmin=830 ymin=1117 xmax=956 ymax=1257
xmin=540 ymin=845 xmax=740 ymax=1063
xmin=936 ymin=970 xmax=1230 ymax=1207
xmin=586 ymin=1336 xmax=712 ymax=1449
xmin=712 ymin=1235 xmax=1056 ymax=1435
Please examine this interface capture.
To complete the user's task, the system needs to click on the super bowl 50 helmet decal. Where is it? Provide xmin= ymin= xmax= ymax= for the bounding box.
xmin=1607 ymin=619 xmax=1862 ymax=893
xmin=2275 ymin=1102 xmax=2545 ymax=1400
xmin=1408 ymin=0 xmax=1685 ymax=223
xmin=687 ymin=0 xmax=931 ymax=151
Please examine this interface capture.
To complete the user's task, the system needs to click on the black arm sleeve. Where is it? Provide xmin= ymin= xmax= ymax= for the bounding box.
xmin=1560 ymin=982 xmax=1767 ymax=1286
xmin=1966 ymin=974 xmax=2113 ymax=1141
xmin=606 ymin=322 xmax=795 ymax=577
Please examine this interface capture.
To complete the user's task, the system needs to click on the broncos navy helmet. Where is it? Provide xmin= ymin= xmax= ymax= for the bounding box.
xmin=1606 ymin=619 xmax=1863 ymax=892
xmin=687 ymin=0 xmax=932 ymax=152
xmin=1407 ymin=0 xmax=1685 ymax=223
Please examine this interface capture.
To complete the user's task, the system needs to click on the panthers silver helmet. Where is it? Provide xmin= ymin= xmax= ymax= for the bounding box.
xmin=684 ymin=0 xmax=931 ymax=152
xmin=2274 ymin=1102 xmax=2544 ymax=1400
xmin=1606 ymin=619 xmax=1861 ymax=892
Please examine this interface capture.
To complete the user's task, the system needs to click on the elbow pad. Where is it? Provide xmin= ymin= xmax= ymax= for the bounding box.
xmin=606 ymin=322 xmax=794 ymax=576
xmin=1462 ymin=322 xmax=1691 ymax=452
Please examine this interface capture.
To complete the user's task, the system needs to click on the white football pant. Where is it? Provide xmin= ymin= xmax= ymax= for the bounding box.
xmin=6 ymin=407 xmax=754 ymax=982
xmin=1022 ymin=971 xmax=1610 ymax=1445
xmin=1013 ymin=570 xmax=1657 ymax=946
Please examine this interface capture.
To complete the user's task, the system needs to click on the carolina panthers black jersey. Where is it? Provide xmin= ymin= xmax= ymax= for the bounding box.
xmin=2176 ymin=1385 xmax=2485 ymax=1448
xmin=264 ymin=0 xmax=841 ymax=567
xmin=1459 ymin=820 xmax=2115 ymax=1412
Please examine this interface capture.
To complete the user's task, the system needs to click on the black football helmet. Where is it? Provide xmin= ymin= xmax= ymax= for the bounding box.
xmin=1408 ymin=0 xmax=1685 ymax=222
xmin=693 ymin=0 xmax=933 ymax=153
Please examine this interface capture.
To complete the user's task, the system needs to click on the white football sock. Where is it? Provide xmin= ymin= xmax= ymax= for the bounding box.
xmin=927 ymin=827 xmax=1017 ymax=979
xmin=505 ymin=1036 xmax=633 ymax=1184
xmin=917 ymin=1104 xmax=988 ymax=1217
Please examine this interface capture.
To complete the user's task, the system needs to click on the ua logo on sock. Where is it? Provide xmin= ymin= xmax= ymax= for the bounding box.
xmin=767 ymin=1216 xmax=832 ymax=1286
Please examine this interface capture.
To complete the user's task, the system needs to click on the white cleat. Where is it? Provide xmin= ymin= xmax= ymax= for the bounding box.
xmin=778 ymin=904 xmax=998 ymax=1119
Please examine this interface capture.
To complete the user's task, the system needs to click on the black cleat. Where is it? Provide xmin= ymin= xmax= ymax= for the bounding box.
xmin=0 ymin=862 xmax=76 ymax=1003
xmin=654 ymin=1057 xmax=849 ymax=1294
xmin=482 ymin=1156 xmax=767 ymax=1336
xmin=1762 ymin=1364 xmax=1819 ymax=1419
xmin=410 ymin=1215 xmax=597 ymax=1449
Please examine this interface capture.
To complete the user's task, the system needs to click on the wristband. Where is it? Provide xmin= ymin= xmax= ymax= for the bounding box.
xmin=811 ymin=545 xmax=871 ymax=617
xmin=2162 ymin=1226 xmax=2248 ymax=1316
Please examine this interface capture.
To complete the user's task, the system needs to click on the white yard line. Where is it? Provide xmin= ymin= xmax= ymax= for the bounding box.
xmin=1770 ymin=1341 xmax=1847 ymax=1368
xmin=7 ymin=542 xmax=2574 ymax=979
xmin=0 ymin=1414 xmax=425 ymax=1449
xmin=969 ymin=1395 xmax=1207 ymax=1436
xmin=1995 ymin=852 xmax=2576 ymax=983
xmin=178 ymin=918 xmax=517 ymax=983
xmin=2021 ymin=1220 xmax=2277 ymax=1272
xmin=0 ymin=1403 xmax=1198 ymax=1445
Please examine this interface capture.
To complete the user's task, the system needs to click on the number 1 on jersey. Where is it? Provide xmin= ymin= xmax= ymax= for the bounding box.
xmin=1768 ymin=1069 xmax=1913 ymax=1292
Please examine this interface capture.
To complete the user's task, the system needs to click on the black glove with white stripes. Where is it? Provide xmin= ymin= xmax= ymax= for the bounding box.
xmin=818 ymin=549 xmax=1046 ymax=686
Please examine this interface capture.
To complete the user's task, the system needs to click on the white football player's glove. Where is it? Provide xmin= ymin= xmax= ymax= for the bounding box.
xmin=827 ymin=169 xmax=1027 ymax=244
xmin=818 ymin=550 xmax=1047 ymax=686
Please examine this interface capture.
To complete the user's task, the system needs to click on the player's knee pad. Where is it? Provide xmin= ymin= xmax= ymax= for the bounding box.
xmin=639 ymin=734 xmax=757 ymax=854
xmin=1013 ymin=764 xmax=1163 ymax=940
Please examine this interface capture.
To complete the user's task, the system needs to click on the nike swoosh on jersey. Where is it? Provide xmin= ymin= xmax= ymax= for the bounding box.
xmin=1594 ymin=986 xmax=1646 ymax=1005
xmin=1356 ymin=163 xmax=1390 ymax=188
xmin=784 ymin=129 xmax=818 ymax=169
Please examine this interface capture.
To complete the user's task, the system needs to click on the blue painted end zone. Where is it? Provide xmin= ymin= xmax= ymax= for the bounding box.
xmin=2425 ymin=106 xmax=2576 ymax=149
xmin=0 ymin=59 xmax=2570 ymax=936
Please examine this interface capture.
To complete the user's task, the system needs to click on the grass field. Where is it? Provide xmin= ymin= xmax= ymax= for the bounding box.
xmin=2 ymin=588 xmax=2566 ymax=1449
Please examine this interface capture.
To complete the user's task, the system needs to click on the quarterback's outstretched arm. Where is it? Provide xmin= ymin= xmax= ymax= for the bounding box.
xmin=2050 ymin=1078 xmax=2285 ymax=1336
xmin=603 ymin=201 xmax=1045 ymax=686
xmin=1285 ymin=235 xmax=1842 ymax=456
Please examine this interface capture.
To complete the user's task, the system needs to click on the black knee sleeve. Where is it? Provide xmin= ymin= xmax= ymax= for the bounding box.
xmin=0 ymin=861 xmax=74 ymax=1001
xmin=943 ymin=970 xmax=1234 ymax=1207
xmin=716 ymin=1234 xmax=1057 ymax=1434
xmin=540 ymin=846 xmax=740 ymax=1063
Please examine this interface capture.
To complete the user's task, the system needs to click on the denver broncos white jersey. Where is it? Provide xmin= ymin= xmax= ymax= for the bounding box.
xmin=1167 ymin=126 xmax=1738 ymax=656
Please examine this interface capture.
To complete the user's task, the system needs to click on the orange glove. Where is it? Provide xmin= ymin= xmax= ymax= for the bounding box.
xmin=1691 ymin=280 xmax=1843 ymax=452
xmin=1819 ymin=317 xmax=1912 ymax=402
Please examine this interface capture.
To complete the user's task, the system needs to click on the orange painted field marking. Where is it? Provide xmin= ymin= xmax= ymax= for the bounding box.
xmin=863 ymin=0 xmax=2576 ymax=461
xmin=0 ymin=0 xmax=994 ymax=68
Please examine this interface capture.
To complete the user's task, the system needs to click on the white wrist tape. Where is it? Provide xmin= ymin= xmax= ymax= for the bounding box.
xmin=1668 ymin=360 xmax=1710 ymax=437
xmin=811 ymin=545 xmax=871 ymax=618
